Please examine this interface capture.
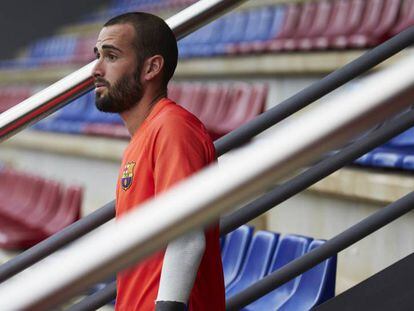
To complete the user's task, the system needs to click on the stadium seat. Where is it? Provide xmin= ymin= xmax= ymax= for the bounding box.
xmin=43 ymin=185 xmax=82 ymax=235
xmin=313 ymin=0 xmax=352 ymax=50
xmin=0 ymin=169 xmax=82 ymax=249
xmin=331 ymin=0 xmax=366 ymax=49
xmin=353 ymin=152 xmax=374 ymax=166
xmin=267 ymin=3 xmax=302 ymax=52
xmin=249 ymin=6 xmax=286 ymax=53
xmin=348 ymin=0 xmax=401 ymax=48
xmin=221 ymin=225 xmax=254 ymax=288
xmin=390 ymin=0 xmax=414 ymax=36
xmin=226 ymin=230 xmax=279 ymax=298
xmin=402 ymin=154 xmax=414 ymax=170
xmin=387 ymin=127 xmax=414 ymax=147
xmin=278 ymin=239 xmax=337 ymax=311
xmin=199 ymin=84 xmax=233 ymax=140
xmin=212 ymin=83 xmax=267 ymax=136
xmin=370 ymin=147 xmax=405 ymax=169
xmin=228 ymin=7 xmax=275 ymax=54
xmin=283 ymin=2 xmax=318 ymax=51
xmin=243 ymin=235 xmax=312 ymax=311
xmin=299 ymin=0 xmax=333 ymax=50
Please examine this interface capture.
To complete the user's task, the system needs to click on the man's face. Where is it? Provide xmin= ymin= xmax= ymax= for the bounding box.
xmin=93 ymin=24 xmax=143 ymax=113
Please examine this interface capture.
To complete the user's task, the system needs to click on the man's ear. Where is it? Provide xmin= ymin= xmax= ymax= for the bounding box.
xmin=143 ymin=55 xmax=164 ymax=82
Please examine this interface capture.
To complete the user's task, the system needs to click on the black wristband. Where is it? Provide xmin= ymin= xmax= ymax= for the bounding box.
xmin=155 ymin=301 xmax=187 ymax=311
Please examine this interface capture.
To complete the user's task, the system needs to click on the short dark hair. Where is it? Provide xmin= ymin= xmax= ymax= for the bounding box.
xmin=104 ymin=12 xmax=178 ymax=88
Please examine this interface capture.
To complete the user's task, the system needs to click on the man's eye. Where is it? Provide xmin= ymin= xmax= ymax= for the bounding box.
xmin=107 ymin=54 xmax=117 ymax=61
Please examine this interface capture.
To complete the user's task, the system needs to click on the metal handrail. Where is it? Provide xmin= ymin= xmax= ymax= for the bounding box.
xmin=0 ymin=0 xmax=247 ymax=143
xmin=0 ymin=55 xmax=413 ymax=310
xmin=1 ymin=26 xmax=413 ymax=283
xmin=226 ymin=190 xmax=414 ymax=310
xmin=69 ymin=92 xmax=414 ymax=311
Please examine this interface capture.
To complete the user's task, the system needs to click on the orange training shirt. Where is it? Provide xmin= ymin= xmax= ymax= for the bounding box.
xmin=115 ymin=98 xmax=225 ymax=311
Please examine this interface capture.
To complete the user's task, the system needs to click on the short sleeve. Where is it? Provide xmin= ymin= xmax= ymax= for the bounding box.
xmin=153 ymin=118 xmax=212 ymax=194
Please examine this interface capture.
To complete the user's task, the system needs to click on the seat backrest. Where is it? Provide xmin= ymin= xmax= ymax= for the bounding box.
xmin=373 ymin=0 xmax=401 ymax=35
xmin=293 ymin=2 xmax=318 ymax=38
xmin=221 ymin=225 xmax=254 ymax=288
xmin=279 ymin=239 xmax=337 ymax=311
xmin=226 ymin=230 xmax=279 ymax=298
xmin=322 ymin=0 xmax=352 ymax=37
xmin=219 ymin=11 xmax=249 ymax=43
xmin=354 ymin=0 xmax=384 ymax=34
xmin=275 ymin=3 xmax=302 ymax=39
xmin=307 ymin=0 xmax=333 ymax=37
xmin=243 ymin=7 xmax=275 ymax=42
xmin=268 ymin=6 xmax=287 ymax=40
xmin=391 ymin=0 xmax=414 ymax=34
xmin=244 ymin=235 xmax=312 ymax=310
xmin=341 ymin=0 xmax=366 ymax=35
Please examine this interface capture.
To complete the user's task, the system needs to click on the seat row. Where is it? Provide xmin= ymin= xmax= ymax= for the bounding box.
xmin=179 ymin=0 xmax=412 ymax=57
xmin=221 ymin=226 xmax=336 ymax=310
xmin=32 ymin=82 xmax=267 ymax=140
xmin=89 ymin=226 xmax=337 ymax=309
xmin=0 ymin=168 xmax=82 ymax=249
xmin=354 ymin=126 xmax=414 ymax=170
xmin=2 ymin=0 xmax=412 ymax=69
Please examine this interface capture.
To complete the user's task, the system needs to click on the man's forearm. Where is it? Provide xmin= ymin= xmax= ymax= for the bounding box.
xmin=156 ymin=229 xmax=206 ymax=306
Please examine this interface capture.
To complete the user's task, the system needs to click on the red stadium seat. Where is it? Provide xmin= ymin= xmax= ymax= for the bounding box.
xmin=313 ymin=0 xmax=352 ymax=50
xmin=212 ymin=83 xmax=267 ymax=135
xmin=299 ymin=0 xmax=333 ymax=50
xmin=0 ymin=169 xmax=82 ymax=249
xmin=267 ymin=3 xmax=302 ymax=52
xmin=331 ymin=0 xmax=366 ymax=49
xmin=284 ymin=2 xmax=318 ymax=51
xmin=348 ymin=0 xmax=401 ymax=48
xmin=390 ymin=0 xmax=414 ymax=35
xmin=43 ymin=185 xmax=82 ymax=235
xmin=198 ymin=84 xmax=231 ymax=140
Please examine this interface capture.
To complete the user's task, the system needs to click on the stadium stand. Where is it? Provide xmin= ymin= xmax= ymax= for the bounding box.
xmin=1 ymin=0 xmax=414 ymax=309
xmin=31 ymin=82 xmax=267 ymax=140
xmin=0 ymin=168 xmax=82 ymax=249
xmin=1 ymin=0 xmax=412 ymax=69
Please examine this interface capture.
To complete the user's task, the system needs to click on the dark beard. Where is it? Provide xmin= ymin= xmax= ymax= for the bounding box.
xmin=95 ymin=72 xmax=143 ymax=113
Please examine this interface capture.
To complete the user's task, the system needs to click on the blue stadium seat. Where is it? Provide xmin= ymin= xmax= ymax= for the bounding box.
xmin=221 ymin=225 xmax=254 ymax=288
xmin=226 ymin=230 xmax=279 ymax=298
xmin=212 ymin=11 xmax=249 ymax=55
xmin=243 ymin=235 xmax=312 ymax=311
xmin=387 ymin=127 xmax=414 ymax=147
xmin=402 ymin=154 xmax=414 ymax=171
xmin=370 ymin=147 xmax=404 ymax=169
xmin=353 ymin=152 xmax=374 ymax=166
xmin=278 ymin=239 xmax=337 ymax=311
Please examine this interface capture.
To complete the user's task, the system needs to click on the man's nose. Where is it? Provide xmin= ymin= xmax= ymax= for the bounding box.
xmin=92 ymin=59 xmax=104 ymax=78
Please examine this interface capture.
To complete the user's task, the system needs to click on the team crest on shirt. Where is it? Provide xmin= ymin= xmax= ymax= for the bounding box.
xmin=121 ymin=161 xmax=136 ymax=191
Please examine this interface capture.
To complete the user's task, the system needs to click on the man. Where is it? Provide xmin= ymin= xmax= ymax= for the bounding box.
xmin=92 ymin=12 xmax=225 ymax=311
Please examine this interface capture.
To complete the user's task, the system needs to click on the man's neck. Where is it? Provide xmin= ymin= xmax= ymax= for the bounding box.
xmin=120 ymin=89 xmax=166 ymax=136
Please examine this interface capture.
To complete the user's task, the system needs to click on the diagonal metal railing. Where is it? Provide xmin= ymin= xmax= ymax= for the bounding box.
xmin=0 ymin=25 xmax=413 ymax=285
xmin=0 ymin=0 xmax=247 ymax=143
xmin=69 ymin=84 xmax=414 ymax=311
xmin=0 ymin=54 xmax=413 ymax=310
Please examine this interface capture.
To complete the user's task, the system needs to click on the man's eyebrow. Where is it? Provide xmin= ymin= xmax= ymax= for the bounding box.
xmin=102 ymin=44 xmax=123 ymax=53
xmin=93 ymin=45 xmax=123 ymax=54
